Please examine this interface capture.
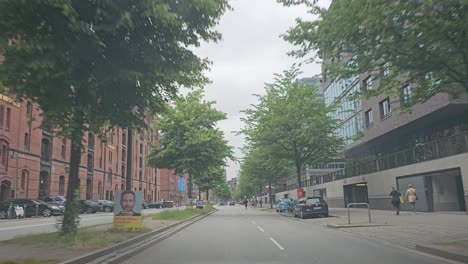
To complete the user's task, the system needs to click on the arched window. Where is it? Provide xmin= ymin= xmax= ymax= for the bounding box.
xmin=115 ymin=184 xmax=118 ymax=191
xmin=21 ymin=170 xmax=28 ymax=190
xmin=26 ymin=102 xmax=33 ymax=117
xmin=59 ymin=176 xmax=65 ymax=195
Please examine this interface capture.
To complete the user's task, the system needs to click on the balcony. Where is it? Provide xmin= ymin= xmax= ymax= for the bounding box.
xmin=289 ymin=132 xmax=468 ymax=189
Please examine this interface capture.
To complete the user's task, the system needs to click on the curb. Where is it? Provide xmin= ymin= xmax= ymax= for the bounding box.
xmin=326 ymin=223 xmax=388 ymax=228
xmin=415 ymin=244 xmax=468 ymax=263
xmin=59 ymin=209 xmax=216 ymax=264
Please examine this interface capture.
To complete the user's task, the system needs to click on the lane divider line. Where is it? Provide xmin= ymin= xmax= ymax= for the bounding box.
xmin=257 ymin=226 xmax=265 ymax=232
xmin=270 ymin=237 xmax=285 ymax=250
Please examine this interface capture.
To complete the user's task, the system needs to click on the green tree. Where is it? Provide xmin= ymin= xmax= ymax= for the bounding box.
xmin=194 ymin=166 xmax=225 ymax=201
xmin=0 ymin=0 xmax=228 ymax=235
xmin=238 ymin=146 xmax=292 ymax=208
xmin=242 ymin=67 xmax=343 ymax=190
xmin=147 ymin=90 xmax=233 ymax=200
xmin=213 ymin=182 xmax=232 ymax=202
xmin=280 ymin=0 xmax=468 ymax=105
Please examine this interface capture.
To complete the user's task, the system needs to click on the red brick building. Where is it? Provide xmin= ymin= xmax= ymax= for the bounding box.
xmin=158 ymin=169 xmax=189 ymax=203
xmin=0 ymin=95 xmax=164 ymax=203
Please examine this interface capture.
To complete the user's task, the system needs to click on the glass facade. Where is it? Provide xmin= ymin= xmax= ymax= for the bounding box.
xmin=324 ymin=75 xmax=363 ymax=145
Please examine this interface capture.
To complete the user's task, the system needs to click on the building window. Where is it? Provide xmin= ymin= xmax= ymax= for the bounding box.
xmin=21 ymin=170 xmax=28 ymax=190
xmin=0 ymin=105 xmax=4 ymax=128
xmin=41 ymin=138 xmax=51 ymax=162
xmin=1 ymin=143 xmax=8 ymax=167
xmin=108 ymin=169 xmax=112 ymax=185
xmin=61 ymin=140 xmax=66 ymax=159
xmin=24 ymin=133 xmax=30 ymax=150
xmin=6 ymin=108 xmax=11 ymax=129
xmin=140 ymin=143 xmax=143 ymax=154
xmin=402 ymin=84 xmax=412 ymax=104
xmin=59 ymin=176 xmax=65 ymax=195
xmin=365 ymin=109 xmax=373 ymax=127
xmin=98 ymin=182 xmax=103 ymax=199
xmin=379 ymin=98 xmax=391 ymax=119
xmin=122 ymin=131 xmax=126 ymax=146
xmin=363 ymin=76 xmax=373 ymax=90
xmin=26 ymin=102 xmax=33 ymax=117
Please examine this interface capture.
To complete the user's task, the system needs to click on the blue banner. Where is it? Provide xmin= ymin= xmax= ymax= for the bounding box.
xmin=178 ymin=177 xmax=185 ymax=192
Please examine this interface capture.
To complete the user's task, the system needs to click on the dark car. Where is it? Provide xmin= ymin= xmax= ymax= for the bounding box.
xmin=228 ymin=201 xmax=235 ymax=206
xmin=148 ymin=202 xmax=162 ymax=208
xmin=1 ymin=199 xmax=63 ymax=218
xmin=162 ymin=201 xmax=174 ymax=208
xmin=141 ymin=202 xmax=148 ymax=209
xmin=95 ymin=200 xmax=114 ymax=212
xmin=40 ymin=196 xmax=66 ymax=205
xmin=79 ymin=200 xmax=99 ymax=214
xmin=293 ymin=197 xmax=329 ymax=219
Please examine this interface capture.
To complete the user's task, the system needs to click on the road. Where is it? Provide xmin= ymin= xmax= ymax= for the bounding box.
xmin=122 ymin=205 xmax=457 ymax=264
xmin=0 ymin=208 xmax=177 ymax=241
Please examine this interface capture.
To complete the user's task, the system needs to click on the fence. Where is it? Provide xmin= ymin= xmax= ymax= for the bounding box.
xmin=287 ymin=132 xmax=468 ymax=190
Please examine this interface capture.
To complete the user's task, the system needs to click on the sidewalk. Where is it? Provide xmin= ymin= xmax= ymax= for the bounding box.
xmin=303 ymin=208 xmax=468 ymax=262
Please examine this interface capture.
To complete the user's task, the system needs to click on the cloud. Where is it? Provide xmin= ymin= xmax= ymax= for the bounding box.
xmin=193 ymin=0 xmax=325 ymax=180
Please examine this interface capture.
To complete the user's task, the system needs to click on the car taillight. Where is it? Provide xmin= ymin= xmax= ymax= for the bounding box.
xmin=304 ymin=204 xmax=315 ymax=207
xmin=322 ymin=202 xmax=327 ymax=206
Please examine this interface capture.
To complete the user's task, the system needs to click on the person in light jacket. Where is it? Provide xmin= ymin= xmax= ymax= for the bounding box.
xmin=405 ymin=184 xmax=417 ymax=213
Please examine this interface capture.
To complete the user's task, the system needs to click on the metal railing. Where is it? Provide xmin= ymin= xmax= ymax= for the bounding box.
xmin=347 ymin=202 xmax=371 ymax=224
xmin=286 ymin=132 xmax=468 ymax=190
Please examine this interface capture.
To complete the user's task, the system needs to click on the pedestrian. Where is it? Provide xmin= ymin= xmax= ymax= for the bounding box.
xmin=259 ymin=199 xmax=263 ymax=208
xmin=243 ymin=198 xmax=248 ymax=210
xmin=389 ymin=187 xmax=401 ymax=215
xmin=405 ymin=184 xmax=418 ymax=213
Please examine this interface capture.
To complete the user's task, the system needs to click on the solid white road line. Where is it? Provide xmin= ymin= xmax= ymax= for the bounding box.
xmin=270 ymin=237 xmax=285 ymax=250
xmin=257 ymin=226 xmax=265 ymax=232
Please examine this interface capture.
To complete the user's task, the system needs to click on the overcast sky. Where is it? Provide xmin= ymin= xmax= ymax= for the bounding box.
xmin=193 ymin=0 xmax=328 ymax=180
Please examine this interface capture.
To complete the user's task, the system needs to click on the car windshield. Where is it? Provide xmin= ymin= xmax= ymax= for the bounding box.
xmin=1 ymin=1 xmax=466 ymax=263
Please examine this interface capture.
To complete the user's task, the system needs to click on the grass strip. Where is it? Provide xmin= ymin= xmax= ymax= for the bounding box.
xmin=0 ymin=258 xmax=60 ymax=264
xmin=10 ymin=227 xmax=151 ymax=249
xmin=151 ymin=206 xmax=215 ymax=221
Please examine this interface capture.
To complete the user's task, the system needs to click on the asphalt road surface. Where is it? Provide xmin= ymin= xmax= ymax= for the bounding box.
xmin=0 ymin=208 xmax=176 ymax=241
xmin=122 ymin=205 xmax=457 ymax=264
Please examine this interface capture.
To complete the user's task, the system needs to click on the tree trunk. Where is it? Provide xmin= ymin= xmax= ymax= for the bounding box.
xmin=206 ymin=190 xmax=209 ymax=201
xmin=269 ymin=182 xmax=273 ymax=209
xmin=126 ymin=129 xmax=133 ymax=191
xmin=61 ymin=114 xmax=84 ymax=235
xmin=296 ymin=163 xmax=302 ymax=189
xmin=198 ymin=189 xmax=201 ymax=200
xmin=187 ymin=174 xmax=192 ymax=200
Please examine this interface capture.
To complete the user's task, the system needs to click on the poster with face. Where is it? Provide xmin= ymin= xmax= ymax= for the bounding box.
xmin=114 ymin=191 xmax=142 ymax=216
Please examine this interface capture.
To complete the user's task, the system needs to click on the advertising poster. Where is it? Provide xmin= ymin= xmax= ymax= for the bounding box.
xmin=178 ymin=177 xmax=185 ymax=192
xmin=113 ymin=191 xmax=143 ymax=231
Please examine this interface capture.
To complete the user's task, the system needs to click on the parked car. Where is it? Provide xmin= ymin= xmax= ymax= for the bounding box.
xmin=276 ymin=198 xmax=294 ymax=213
xmin=141 ymin=202 xmax=148 ymax=209
xmin=148 ymin=202 xmax=162 ymax=208
xmin=39 ymin=196 xmax=66 ymax=205
xmin=95 ymin=200 xmax=114 ymax=212
xmin=218 ymin=202 xmax=226 ymax=206
xmin=162 ymin=201 xmax=174 ymax=208
xmin=79 ymin=200 xmax=99 ymax=214
xmin=0 ymin=199 xmax=63 ymax=217
xmin=293 ymin=197 xmax=328 ymax=219
xmin=228 ymin=201 xmax=235 ymax=206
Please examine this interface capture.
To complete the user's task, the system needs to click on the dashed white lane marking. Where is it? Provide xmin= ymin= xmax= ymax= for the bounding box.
xmin=257 ymin=226 xmax=265 ymax=232
xmin=270 ymin=237 xmax=285 ymax=250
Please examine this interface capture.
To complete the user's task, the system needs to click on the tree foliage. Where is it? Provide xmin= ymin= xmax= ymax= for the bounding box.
xmin=241 ymin=67 xmax=343 ymax=189
xmin=237 ymin=146 xmax=292 ymax=207
xmin=0 ymin=0 xmax=229 ymax=234
xmin=213 ymin=182 xmax=232 ymax=201
xmin=279 ymin=0 xmax=468 ymax=105
xmin=147 ymin=90 xmax=233 ymax=199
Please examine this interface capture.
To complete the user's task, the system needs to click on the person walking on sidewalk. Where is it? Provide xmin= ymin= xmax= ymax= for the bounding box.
xmin=389 ymin=187 xmax=401 ymax=215
xmin=405 ymin=184 xmax=417 ymax=213
xmin=243 ymin=197 xmax=248 ymax=210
